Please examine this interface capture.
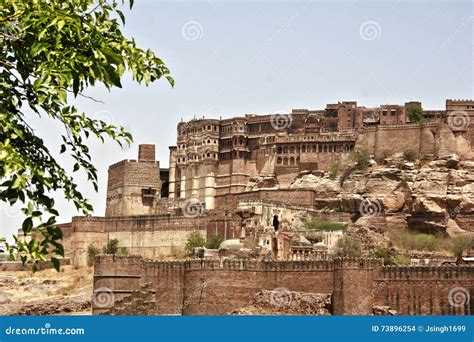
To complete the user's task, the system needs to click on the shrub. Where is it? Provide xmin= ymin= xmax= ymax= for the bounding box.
xmin=305 ymin=219 xmax=346 ymax=231
xmin=449 ymin=234 xmax=472 ymax=261
xmin=391 ymin=253 xmax=411 ymax=266
xmin=103 ymin=238 xmax=119 ymax=255
xmin=370 ymin=246 xmax=391 ymax=264
xmin=408 ymin=106 xmax=422 ymax=123
xmin=403 ymin=149 xmax=418 ymax=162
xmin=329 ymin=163 xmax=340 ymax=179
xmin=332 ymin=236 xmax=362 ymax=258
xmin=206 ymin=234 xmax=224 ymax=249
xmin=388 ymin=229 xmax=447 ymax=252
xmin=185 ymin=231 xmax=206 ymax=255
xmin=87 ymin=244 xmax=100 ymax=267
xmin=349 ymin=149 xmax=371 ymax=171
xmin=118 ymin=247 xmax=128 ymax=255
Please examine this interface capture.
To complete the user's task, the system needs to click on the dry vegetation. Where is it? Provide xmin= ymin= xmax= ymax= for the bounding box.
xmin=0 ymin=266 xmax=93 ymax=315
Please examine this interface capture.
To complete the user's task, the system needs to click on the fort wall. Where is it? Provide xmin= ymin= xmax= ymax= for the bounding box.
xmin=93 ymin=256 xmax=473 ymax=316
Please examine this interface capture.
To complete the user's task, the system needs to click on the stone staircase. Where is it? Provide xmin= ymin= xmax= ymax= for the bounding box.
xmin=100 ymin=283 xmax=157 ymax=315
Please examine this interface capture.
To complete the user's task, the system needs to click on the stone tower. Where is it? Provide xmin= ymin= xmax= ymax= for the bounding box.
xmin=105 ymin=144 xmax=162 ymax=216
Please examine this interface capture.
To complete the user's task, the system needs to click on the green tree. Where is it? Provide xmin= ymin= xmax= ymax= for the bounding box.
xmin=103 ymin=238 xmax=120 ymax=255
xmin=206 ymin=234 xmax=224 ymax=249
xmin=0 ymin=0 xmax=173 ymax=271
xmin=185 ymin=231 xmax=206 ymax=255
xmin=408 ymin=107 xmax=422 ymax=123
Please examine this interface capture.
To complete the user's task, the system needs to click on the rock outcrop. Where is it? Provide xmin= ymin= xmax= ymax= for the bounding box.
xmin=290 ymin=155 xmax=474 ymax=234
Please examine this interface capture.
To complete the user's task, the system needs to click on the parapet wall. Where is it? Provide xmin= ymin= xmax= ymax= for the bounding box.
xmin=93 ymin=256 xmax=473 ymax=315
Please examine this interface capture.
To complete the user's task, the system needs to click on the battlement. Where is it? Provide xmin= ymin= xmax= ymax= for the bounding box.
xmin=381 ymin=265 xmax=473 ymax=280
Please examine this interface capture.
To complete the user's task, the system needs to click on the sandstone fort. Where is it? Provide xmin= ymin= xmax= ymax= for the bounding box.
xmin=50 ymin=99 xmax=474 ymax=315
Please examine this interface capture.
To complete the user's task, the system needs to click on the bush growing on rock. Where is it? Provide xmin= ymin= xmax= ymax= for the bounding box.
xmin=332 ymin=236 xmax=362 ymax=258
xmin=403 ymin=149 xmax=418 ymax=162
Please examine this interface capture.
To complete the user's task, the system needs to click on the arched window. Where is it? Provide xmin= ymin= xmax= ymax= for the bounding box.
xmin=302 ymin=145 xmax=306 ymax=153
xmin=277 ymin=146 xmax=283 ymax=154
xmin=290 ymin=157 xmax=295 ymax=165
xmin=277 ymin=157 xmax=282 ymax=164
xmin=283 ymin=158 xmax=288 ymax=165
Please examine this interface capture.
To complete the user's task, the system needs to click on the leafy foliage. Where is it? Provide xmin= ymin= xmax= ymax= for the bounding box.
xmin=185 ymin=231 xmax=206 ymax=255
xmin=332 ymin=236 xmax=362 ymax=258
xmin=349 ymin=149 xmax=371 ymax=171
xmin=408 ymin=106 xmax=422 ymax=123
xmin=103 ymin=238 xmax=119 ymax=255
xmin=0 ymin=0 xmax=172 ymax=269
xmin=87 ymin=243 xmax=99 ymax=267
xmin=206 ymin=234 xmax=223 ymax=249
xmin=305 ymin=219 xmax=346 ymax=231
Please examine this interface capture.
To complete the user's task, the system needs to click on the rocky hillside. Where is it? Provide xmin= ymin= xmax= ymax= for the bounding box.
xmin=0 ymin=266 xmax=92 ymax=315
xmin=290 ymin=154 xmax=474 ymax=236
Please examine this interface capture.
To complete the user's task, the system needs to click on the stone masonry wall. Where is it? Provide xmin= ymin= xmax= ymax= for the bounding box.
xmin=93 ymin=256 xmax=474 ymax=316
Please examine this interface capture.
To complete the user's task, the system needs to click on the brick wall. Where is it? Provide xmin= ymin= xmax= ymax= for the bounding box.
xmin=93 ymin=256 xmax=474 ymax=315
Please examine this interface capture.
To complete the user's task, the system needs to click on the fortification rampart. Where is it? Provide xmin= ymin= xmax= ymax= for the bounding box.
xmin=93 ymin=255 xmax=473 ymax=316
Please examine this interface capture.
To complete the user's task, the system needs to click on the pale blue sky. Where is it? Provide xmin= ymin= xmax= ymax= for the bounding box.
xmin=1 ymin=0 xmax=472 ymax=242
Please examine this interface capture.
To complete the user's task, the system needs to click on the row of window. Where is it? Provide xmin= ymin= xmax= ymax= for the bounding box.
xmin=177 ymin=153 xmax=219 ymax=163
xmin=277 ymin=144 xmax=353 ymax=154
xmin=277 ymin=157 xmax=300 ymax=165
xmin=179 ymin=124 xmax=219 ymax=135
xmin=178 ymin=139 xmax=218 ymax=149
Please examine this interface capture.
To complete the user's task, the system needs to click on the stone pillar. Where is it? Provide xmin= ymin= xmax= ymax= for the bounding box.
xmin=180 ymin=173 xmax=186 ymax=199
xmin=204 ymin=166 xmax=216 ymax=210
xmin=168 ymin=147 xmax=177 ymax=199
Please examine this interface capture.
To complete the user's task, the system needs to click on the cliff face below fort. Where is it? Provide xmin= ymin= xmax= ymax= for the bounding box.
xmin=290 ymin=155 xmax=474 ymax=234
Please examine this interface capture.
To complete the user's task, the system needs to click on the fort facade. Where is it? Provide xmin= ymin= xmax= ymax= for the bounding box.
xmin=57 ymin=99 xmax=474 ymax=265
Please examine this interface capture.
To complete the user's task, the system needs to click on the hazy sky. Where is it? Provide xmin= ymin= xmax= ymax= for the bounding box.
xmin=1 ymin=0 xmax=472 ymax=242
